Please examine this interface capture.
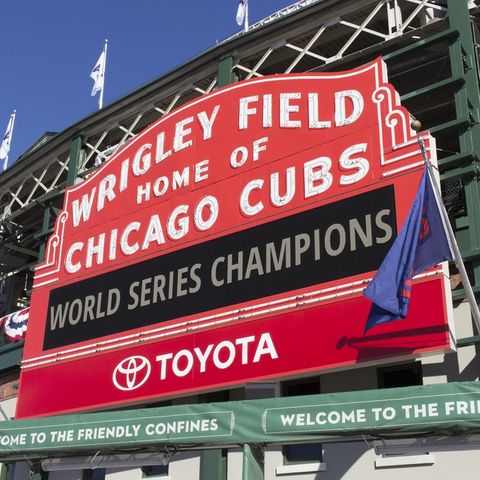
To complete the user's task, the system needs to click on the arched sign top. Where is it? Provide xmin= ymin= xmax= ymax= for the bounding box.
xmin=36 ymin=58 xmax=417 ymax=286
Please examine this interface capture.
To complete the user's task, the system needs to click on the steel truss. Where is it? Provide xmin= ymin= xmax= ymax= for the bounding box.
xmin=2 ymin=0 xmax=480 ymax=313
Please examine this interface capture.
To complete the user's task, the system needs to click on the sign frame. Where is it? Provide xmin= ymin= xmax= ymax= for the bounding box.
xmin=17 ymin=58 xmax=454 ymax=418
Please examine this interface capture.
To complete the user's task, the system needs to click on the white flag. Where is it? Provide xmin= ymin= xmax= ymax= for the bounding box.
xmin=236 ymin=0 xmax=248 ymax=26
xmin=90 ymin=49 xmax=106 ymax=97
xmin=0 ymin=111 xmax=16 ymax=171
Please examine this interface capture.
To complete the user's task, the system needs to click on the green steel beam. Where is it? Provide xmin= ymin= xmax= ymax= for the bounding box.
xmin=201 ymin=449 xmax=227 ymax=480
xmin=400 ymin=75 xmax=464 ymax=103
xmin=242 ymin=444 xmax=264 ymax=480
xmin=0 ymin=341 xmax=23 ymax=373
xmin=465 ymin=176 xmax=480 ymax=264
xmin=66 ymin=135 xmax=84 ymax=187
xmin=448 ymin=40 xmax=480 ymax=155
xmin=35 ymin=136 xmax=81 ymax=259
xmin=438 ymin=152 xmax=475 ymax=169
xmin=429 ymin=117 xmax=470 ymax=136
xmin=30 ymin=470 xmax=43 ymax=480
xmin=384 ymin=28 xmax=458 ymax=61
xmin=37 ymin=206 xmax=52 ymax=262
xmin=446 ymin=0 xmax=480 ymax=281
xmin=456 ymin=249 xmax=480 ymax=262
xmin=453 ymin=285 xmax=480 ymax=301
xmin=456 ymin=335 xmax=480 ymax=347
xmin=33 ymin=191 xmax=62 ymax=261
xmin=217 ymin=56 xmax=235 ymax=88
xmin=35 ymin=201 xmax=61 ymax=260
xmin=448 ymin=2 xmax=480 ymax=150
xmin=440 ymin=165 xmax=477 ymax=182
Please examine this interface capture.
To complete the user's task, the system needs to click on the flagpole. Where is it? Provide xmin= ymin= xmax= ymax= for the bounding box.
xmin=412 ymin=120 xmax=480 ymax=334
xmin=99 ymin=39 xmax=108 ymax=110
xmin=244 ymin=1 xmax=249 ymax=32
xmin=2 ymin=110 xmax=15 ymax=171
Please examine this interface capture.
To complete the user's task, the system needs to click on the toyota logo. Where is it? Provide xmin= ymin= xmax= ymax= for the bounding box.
xmin=112 ymin=356 xmax=151 ymax=391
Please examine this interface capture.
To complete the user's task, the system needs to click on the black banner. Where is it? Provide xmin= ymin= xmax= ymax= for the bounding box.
xmin=44 ymin=186 xmax=396 ymax=350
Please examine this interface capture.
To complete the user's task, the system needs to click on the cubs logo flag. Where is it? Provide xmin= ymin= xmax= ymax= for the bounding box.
xmin=236 ymin=0 xmax=248 ymax=26
xmin=90 ymin=49 xmax=106 ymax=97
xmin=363 ymin=167 xmax=453 ymax=331
xmin=90 ymin=40 xmax=108 ymax=109
xmin=0 ymin=111 xmax=16 ymax=171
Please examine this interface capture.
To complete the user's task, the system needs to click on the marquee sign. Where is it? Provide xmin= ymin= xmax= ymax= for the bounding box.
xmin=17 ymin=58 xmax=453 ymax=418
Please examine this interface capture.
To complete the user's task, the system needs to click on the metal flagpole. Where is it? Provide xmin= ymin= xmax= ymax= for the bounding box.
xmin=244 ymin=1 xmax=249 ymax=32
xmin=412 ymin=120 xmax=480 ymax=334
xmin=99 ymin=39 xmax=108 ymax=110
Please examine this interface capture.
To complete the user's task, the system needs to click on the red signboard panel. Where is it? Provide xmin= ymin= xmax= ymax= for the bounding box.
xmin=18 ymin=278 xmax=450 ymax=418
xmin=17 ymin=58 xmax=454 ymax=418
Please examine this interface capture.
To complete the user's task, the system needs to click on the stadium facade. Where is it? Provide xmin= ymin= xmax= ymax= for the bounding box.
xmin=2 ymin=0 xmax=480 ymax=479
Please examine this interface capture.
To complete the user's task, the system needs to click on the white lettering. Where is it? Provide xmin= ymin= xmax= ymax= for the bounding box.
xmin=153 ymin=333 xmax=278 ymax=380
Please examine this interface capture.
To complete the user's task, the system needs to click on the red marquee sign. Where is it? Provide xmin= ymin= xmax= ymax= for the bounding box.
xmin=17 ymin=58 xmax=453 ymax=418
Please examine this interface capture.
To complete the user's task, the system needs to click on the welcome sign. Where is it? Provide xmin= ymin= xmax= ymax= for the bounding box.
xmin=17 ymin=58 xmax=453 ymax=418
xmin=4 ymin=382 xmax=479 ymax=460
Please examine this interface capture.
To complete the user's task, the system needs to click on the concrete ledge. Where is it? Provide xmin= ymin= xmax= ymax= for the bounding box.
xmin=276 ymin=462 xmax=327 ymax=475
xmin=375 ymin=453 xmax=435 ymax=468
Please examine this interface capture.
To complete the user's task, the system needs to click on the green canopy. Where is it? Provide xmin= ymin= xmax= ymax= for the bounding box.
xmin=1 ymin=381 xmax=480 ymax=462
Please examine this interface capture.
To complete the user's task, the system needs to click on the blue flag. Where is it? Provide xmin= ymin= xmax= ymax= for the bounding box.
xmin=363 ymin=167 xmax=453 ymax=331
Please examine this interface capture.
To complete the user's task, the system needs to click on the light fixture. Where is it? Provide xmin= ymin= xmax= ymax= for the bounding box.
xmin=373 ymin=436 xmax=480 ymax=455
xmin=41 ymin=452 xmax=170 ymax=472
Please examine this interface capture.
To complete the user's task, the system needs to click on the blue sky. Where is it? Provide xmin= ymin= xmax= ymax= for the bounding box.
xmin=0 ymin=0 xmax=295 ymax=167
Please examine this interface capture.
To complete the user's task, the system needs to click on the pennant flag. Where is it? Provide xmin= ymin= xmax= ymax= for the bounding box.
xmin=236 ymin=0 xmax=248 ymax=27
xmin=2 ymin=307 xmax=29 ymax=342
xmin=0 ymin=111 xmax=16 ymax=171
xmin=363 ymin=167 xmax=453 ymax=331
xmin=90 ymin=50 xmax=105 ymax=96
xmin=90 ymin=40 xmax=108 ymax=109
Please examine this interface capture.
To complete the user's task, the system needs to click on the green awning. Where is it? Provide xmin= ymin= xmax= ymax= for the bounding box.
xmin=1 ymin=381 xmax=480 ymax=462
xmin=0 ymin=342 xmax=23 ymax=374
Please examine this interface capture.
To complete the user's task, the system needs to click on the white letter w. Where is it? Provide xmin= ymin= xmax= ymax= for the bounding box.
xmin=72 ymin=187 xmax=96 ymax=227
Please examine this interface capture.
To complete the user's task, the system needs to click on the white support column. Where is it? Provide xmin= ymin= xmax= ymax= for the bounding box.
xmin=387 ymin=0 xmax=403 ymax=36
